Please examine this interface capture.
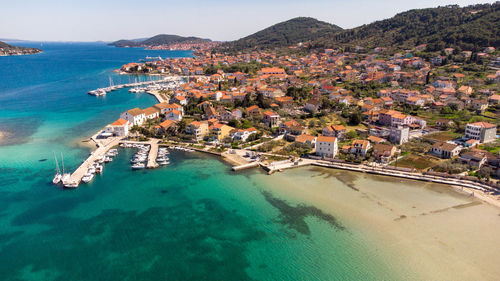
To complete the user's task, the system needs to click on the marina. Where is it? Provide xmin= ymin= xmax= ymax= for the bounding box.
xmin=87 ymin=76 xmax=183 ymax=97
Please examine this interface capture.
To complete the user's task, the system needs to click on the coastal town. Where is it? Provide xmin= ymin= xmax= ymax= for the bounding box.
xmin=67 ymin=42 xmax=498 ymax=199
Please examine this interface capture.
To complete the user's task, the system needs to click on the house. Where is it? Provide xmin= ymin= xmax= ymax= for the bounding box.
xmin=172 ymin=95 xmax=188 ymax=105
xmin=459 ymin=151 xmax=487 ymax=168
xmin=435 ymin=118 xmax=454 ymax=128
xmin=155 ymin=120 xmax=177 ymax=135
xmin=279 ymin=119 xmax=300 ymax=134
xmin=347 ymin=139 xmax=371 ymax=157
xmin=104 ymin=118 xmax=130 ymax=137
xmin=164 ymin=109 xmax=182 ymax=121
xmin=295 ymin=134 xmax=317 ymax=146
xmin=155 ymin=102 xmax=184 ymax=115
xmin=315 ymin=135 xmax=338 ymax=158
xmin=373 ymin=143 xmax=396 ymax=163
xmin=465 ymin=122 xmax=497 ymax=143
xmin=263 ymin=111 xmax=280 ymax=127
xmin=304 ymin=99 xmax=321 ymax=112
xmin=246 ymin=105 xmax=262 ymax=118
xmin=143 ymin=106 xmax=160 ymax=120
xmin=322 ymin=125 xmax=346 ymax=140
xmin=488 ymin=94 xmax=500 ymax=105
xmin=120 ymin=108 xmax=146 ymax=126
xmin=470 ymin=100 xmax=489 ymax=113
xmin=210 ymin=123 xmax=234 ymax=141
xmin=187 ymin=121 xmax=209 ymax=141
xmin=231 ymin=127 xmax=257 ymax=141
xmin=232 ymin=108 xmax=243 ymax=119
xmin=368 ymin=135 xmax=386 ymax=144
xmin=154 ymin=102 xmax=172 ymax=115
xmin=430 ymin=142 xmax=461 ymax=159
xmin=204 ymin=106 xmax=219 ymax=120
xmin=389 ymin=126 xmax=409 ymax=145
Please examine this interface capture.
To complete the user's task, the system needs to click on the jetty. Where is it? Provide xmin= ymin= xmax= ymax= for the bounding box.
xmin=147 ymin=140 xmax=159 ymax=169
xmin=120 ymin=139 xmax=161 ymax=169
xmin=66 ymin=137 xmax=122 ymax=186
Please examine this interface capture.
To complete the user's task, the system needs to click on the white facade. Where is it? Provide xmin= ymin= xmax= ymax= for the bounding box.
xmin=120 ymin=110 xmax=146 ymax=126
xmin=315 ymin=136 xmax=338 ymax=158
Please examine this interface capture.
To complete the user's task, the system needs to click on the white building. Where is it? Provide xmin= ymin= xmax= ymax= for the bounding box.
xmin=164 ymin=109 xmax=183 ymax=121
xmin=231 ymin=128 xmax=257 ymax=141
xmin=120 ymin=108 xmax=146 ymax=126
xmin=103 ymin=118 xmax=131 ymax=137
xmin=315 ymin=135 xmax=338 ymax=158
xmin=465 ymin=122 xmax=497 ymax=143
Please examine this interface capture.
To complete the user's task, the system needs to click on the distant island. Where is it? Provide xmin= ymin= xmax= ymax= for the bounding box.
xmin=109 ymin=34 xmax=217 ymax=51
xmin=0 ymin=41 xmax=41 ymax=56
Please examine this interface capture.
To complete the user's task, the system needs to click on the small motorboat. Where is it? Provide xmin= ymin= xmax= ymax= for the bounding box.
xmin=131 ymin=163 xmax=146 ymax=170
xmin=81 ymin=173 xmax=94 ymax=183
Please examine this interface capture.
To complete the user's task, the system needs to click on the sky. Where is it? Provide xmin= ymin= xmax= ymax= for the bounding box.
xmin=0 ymin=0 xmax=496 ymax=42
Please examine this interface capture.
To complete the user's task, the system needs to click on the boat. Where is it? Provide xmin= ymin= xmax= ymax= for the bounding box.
xmin=52 ymin=152 xmax=62 ymax=184
xmin=81 ymin=173 xmax=94 ymax=183
xmin=158 ymin=160 xmax=170 ymax=166
xmin=94 ymin=164 xmax=103 ymax=174
xmin=60 ymin=152 xmax=71 ymax=183
xmin=88 ymin=89 xmax=106 ymax=96
xmin=104 ymin=156 xmax=113 ymax=163
xmin=131 ymin=163 xmax=146 ymax=170
xmin=63 ymin=181 xmax=79 ymax=188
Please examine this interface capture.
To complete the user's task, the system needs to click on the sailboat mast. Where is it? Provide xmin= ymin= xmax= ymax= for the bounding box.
xmin=61 ymin=152 xmax=65 ymax=174
xmin=54 ymin=152 xmax=60 ymax=174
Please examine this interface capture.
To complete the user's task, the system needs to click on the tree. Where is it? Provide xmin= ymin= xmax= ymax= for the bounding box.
xmin=478 ymin=166 xmax=493 ymax=179
xmin=348 ymin=112 xmax=361 ymax=125
xmin=346 ymin=130 xmax=358 ymax=139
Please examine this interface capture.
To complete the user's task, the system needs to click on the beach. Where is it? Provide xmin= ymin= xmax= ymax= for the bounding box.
xmin=255 ymin=166 xmax=500 ymax=281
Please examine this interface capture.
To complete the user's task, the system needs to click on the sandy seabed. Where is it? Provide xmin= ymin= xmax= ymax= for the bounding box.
xmin=255 ymin=166 xmax=500 ymax=281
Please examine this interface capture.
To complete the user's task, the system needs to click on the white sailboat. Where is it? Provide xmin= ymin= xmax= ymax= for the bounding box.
xmin=60 ymin=152 xmax=70 ymax=183
xmin=52 ymin=152 xmax=62 ymax=184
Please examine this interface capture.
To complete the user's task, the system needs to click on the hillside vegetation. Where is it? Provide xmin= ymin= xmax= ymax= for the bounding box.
xmin=219 ymin=17 xmax=343 ymax=52
xmin=110 ymin=34 xmax=210 ymax=47
xmin=313 ymin=3 xmax=500 ymax=51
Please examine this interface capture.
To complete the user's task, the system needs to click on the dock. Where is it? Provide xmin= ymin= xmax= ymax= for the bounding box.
xmin=232 ymin=161 xmax=260 ymax=171
xmin=147 ymin=140 xmax=159 ymax=169
xmin=88 ymin=76 xmax=183 ymax=96
xmin=120 ymin=139 xmax=160 ymax=169
xmin=66 ymin=137 xmax=122 ymax=186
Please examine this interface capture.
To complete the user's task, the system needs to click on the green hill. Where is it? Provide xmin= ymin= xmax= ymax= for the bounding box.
xmin=219 ymin=17 xmax=343 ymax=52
xmin=313 ymin=3 xmax=500 ymax=51
xmin=109 ymin=34 xmax=211 ymax=47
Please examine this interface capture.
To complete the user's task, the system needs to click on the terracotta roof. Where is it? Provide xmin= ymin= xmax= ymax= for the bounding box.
xmin=127 ymin=108 xmax=144 ymax=116
xmin=296 ymin=134 xmax=316 ymax=143
xmin=317 ymin=135 xmax=337 ymax=143
xmin=111 ymin=118 xmax=129 ymax=126
xmin=468 ymin=122 xmax=496 ymax=129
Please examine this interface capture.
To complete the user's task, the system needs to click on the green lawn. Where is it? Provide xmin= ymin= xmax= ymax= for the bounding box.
xmin=423 ymin=131 xmax=462 ymax=142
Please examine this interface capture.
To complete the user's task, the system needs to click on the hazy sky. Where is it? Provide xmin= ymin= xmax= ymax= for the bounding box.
xmin=0 ymin=0 xmax=496 ymax=42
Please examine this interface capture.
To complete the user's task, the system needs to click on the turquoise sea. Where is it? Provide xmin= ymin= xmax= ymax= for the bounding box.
xmin=0 ymin=42 xmax=418 ymax=280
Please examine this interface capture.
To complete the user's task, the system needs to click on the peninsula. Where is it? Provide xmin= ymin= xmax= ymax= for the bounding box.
xmin=0 ymin=41 xmax=41 ymax=56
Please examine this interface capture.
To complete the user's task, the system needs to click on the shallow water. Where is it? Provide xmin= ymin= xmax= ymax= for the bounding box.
xmin=1 ymin=42 xmax=499 ymax=280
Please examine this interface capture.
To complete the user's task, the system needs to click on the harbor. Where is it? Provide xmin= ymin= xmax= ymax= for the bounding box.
xmin=87 ymin=75 xmax=183 ymax=96
xmin=62 ymin=137 xmax=122 ymax=188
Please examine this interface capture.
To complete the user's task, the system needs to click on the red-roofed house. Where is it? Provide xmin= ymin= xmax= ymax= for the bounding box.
xmin=465 ymin=122 xmax=497 ymax=143
xmin=315 ymin=135 xmax=338 ymax=158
